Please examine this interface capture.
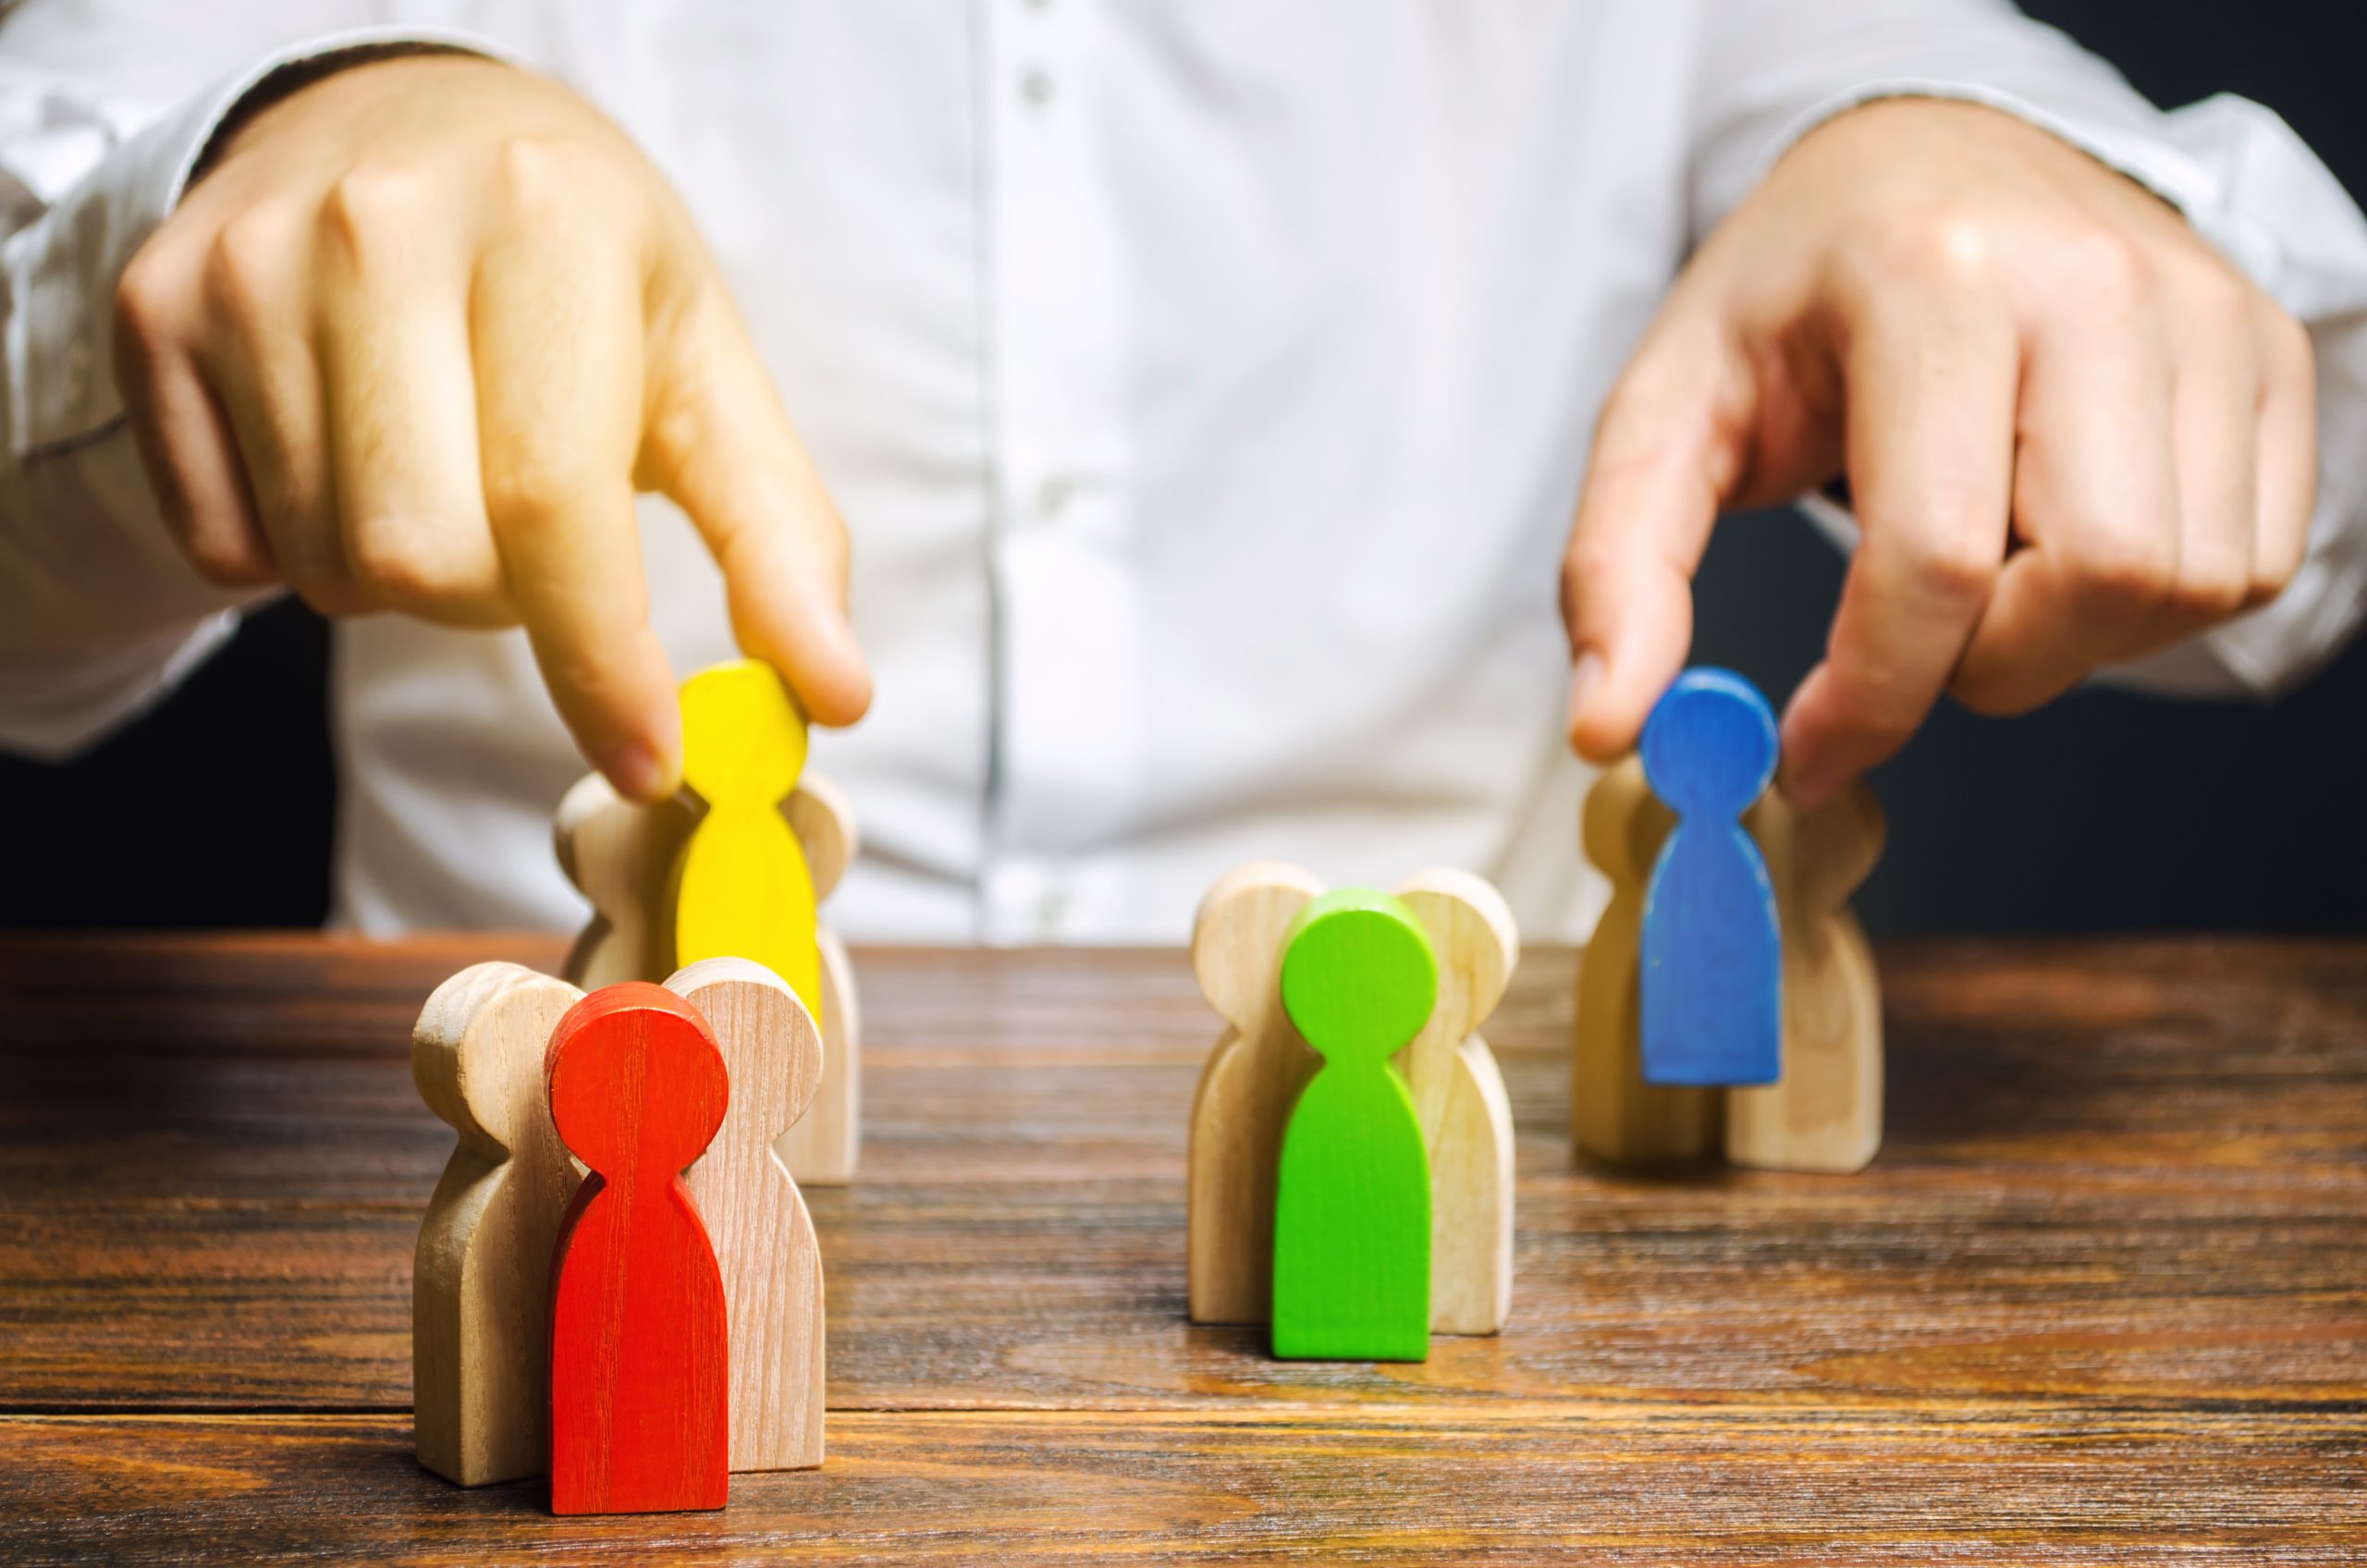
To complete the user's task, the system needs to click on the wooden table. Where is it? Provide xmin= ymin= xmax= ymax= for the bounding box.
xmin=0 ymin=935 xmax=2361 ymax=1563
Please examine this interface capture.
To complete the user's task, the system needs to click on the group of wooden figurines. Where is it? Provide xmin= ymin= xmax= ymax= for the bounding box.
xmin=1185 ymin=668 xmax=1886 ymax=1361
xmin=411 ymin=660 xmax=858 ymax=1514
xmin=405 ymin=659 xmax=1879 ymax=1512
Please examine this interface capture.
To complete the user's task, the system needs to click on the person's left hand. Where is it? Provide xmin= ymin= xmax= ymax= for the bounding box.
xmin=1561 ymin=96 xmax=2317 ymax=802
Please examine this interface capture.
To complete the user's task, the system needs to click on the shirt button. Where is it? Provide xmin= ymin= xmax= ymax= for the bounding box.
xmin=1019 ymin=67 xmax=1054 ymax=106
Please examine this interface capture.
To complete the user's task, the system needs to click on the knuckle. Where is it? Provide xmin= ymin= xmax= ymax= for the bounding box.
xmin=1561 ymin=540 xmax=1621 ymax=595
xmin=2246 ymin=545 xmax=2304 ymax=609
xmin=346 ymin=523 xmax=472 ymax=606
xmin=2176 ymin=255 xmax=2254 ymax=333
xmin=2166 ymin=560 xmax=2252 ymax=622
xmin=2060 ymin=223 xmax=2155 ymax=308
xmin=285 ymin=557 xmax=368 ymax=618
xmin=1948 ymin=668 xmax=2044 ymax=719
xmin=492 ymin=134 xmax=601 ymax=225
xmin=1897 ymin=524 xmax=1998 ymax=606
xmin=204 ymin=202 xmax=301 ymax=314
xmin=2265 ymin=303 xmax=2316 ymax=389
xmin=1847 ymin=205 xmax=1999 ymax=298
xmin=319 ymin=165 xmax=434 ymax=269
xmin=113 ymin=243 xmax=190 ymax=353
xmin=484 ymin=451 xmax=600 ymax=534
xmin=182 ymin=524 xmax=277 ymax=590
xmin=2063 ymin=527 xmax=2177 ymax=612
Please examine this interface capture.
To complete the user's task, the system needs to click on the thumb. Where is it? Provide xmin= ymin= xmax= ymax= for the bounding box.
xmin=1560 ymin=316 xmax=1742 ymax=760
xmin=640 ymin=296 xmax=873 ymax=728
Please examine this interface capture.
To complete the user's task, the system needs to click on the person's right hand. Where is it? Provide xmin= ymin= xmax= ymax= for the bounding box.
xmin=113 ymin=53 xmax=870 ymax=800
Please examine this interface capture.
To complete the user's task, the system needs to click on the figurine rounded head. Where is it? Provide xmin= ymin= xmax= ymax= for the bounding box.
xmin=680 ymin=658 xmax=807 ymax=804
xmin=547 ymin=983 xmax=729 ymax=1175
xmin=1639 ymin=668 xmax=1777 ymax=819
xmin=1279 ymin=888 xmax=1438 ymax=1066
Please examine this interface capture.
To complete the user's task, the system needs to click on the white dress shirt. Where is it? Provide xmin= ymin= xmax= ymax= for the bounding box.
xmin=4 ymin=1 xmax=2365 ymax=943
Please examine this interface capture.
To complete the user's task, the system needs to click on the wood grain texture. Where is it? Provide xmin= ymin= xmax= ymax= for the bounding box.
xmin=557 ymin=766 xmax=860 ymax=1186
xmin=1186 ymin=863 xmax=1326 ymax=1325
xmin=546 ymin=986 xmax=730 ymax=1514
xmin=8 ymin=1403 xmax=2367 ymax=1565
xmin=1271 ymin=890 xmax=1435 ymax=1361
xmin=409 ymin=962 xmax=583 ymax=1486
xmin=1727 ymin=780 xmax=1887 ymax=1174
xmin=667 ymin=959 xmax=826 ymax=1472
xmin=1 ymin=936 xmax=2364 ymax=1559
xmin=1575 ymin=756 xmax=1723 ymax=1163
xmin=1392 ymin=871 xmax=1517 ymax=1336
xmin=554 ymin=776 xmax=694 ymax=994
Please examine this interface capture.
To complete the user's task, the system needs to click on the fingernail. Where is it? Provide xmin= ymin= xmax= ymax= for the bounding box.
xmin=1565 ymin=649 xmax=1606 ymax=738
xmin=605 ymin=740 xmax=676 ymax=802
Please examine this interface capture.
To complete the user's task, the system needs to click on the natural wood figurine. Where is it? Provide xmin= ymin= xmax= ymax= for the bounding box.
xmin=1391 ymin=869 xmax=1518 ymax=1335
xmin=1576 ymin=741 xmax=1888 ymax=1174
xmin=1271 ymin=888 xmax=1436 ymax=1361
xmin=1574 ymin=756 xmax=1722 ymax=1165
xmin=555 ymin=668 xmax=861 ymax=1185
xmin=1727 ymin=778 xmax=1887 ymax=1173
xmin=667 ymin=957 xmax=827 ymax=1471
xmin=547 ymin=983 xmax=731 ymax=1515
xmin=411 ymin=962 xmax=585 ymax=1487
xmin=1185 ymin=862 xmax=1325 ymax=1325
xmin=1188 ymin=863 xmax=1518 ymax=1336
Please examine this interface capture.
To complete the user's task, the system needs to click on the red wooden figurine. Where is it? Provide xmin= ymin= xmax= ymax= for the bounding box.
xmin=546 ymin=983 xmax=731 ymax=1514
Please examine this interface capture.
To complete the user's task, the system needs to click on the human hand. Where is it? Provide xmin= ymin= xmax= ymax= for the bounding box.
xmin=1562 ymin=97 xmax=2314 ymax=802
xmin=114 ymin=54 xmax=869 ymax=801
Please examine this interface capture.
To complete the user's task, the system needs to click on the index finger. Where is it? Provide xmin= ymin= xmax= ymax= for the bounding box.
xmin=1778 ymin=283 xmax=2017 ymax=802
xmin=1560 ymin=321 xmax=1738 ymax=760
xmin=473 ymin=228 xmax=681 ymax=801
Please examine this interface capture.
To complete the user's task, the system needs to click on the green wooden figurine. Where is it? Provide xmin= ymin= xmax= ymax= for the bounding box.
xmin=1270 ymin=887 xmax=1437 ymax=1361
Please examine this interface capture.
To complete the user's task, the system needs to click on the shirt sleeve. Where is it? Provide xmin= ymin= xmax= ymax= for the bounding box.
xmin=0 ymin=21 xmax=505 ymax=760
xmin=1691 ymin=0 xmax=2367 ymax=698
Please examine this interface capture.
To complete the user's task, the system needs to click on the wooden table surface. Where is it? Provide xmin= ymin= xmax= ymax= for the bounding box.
xmin=0 ymin=935 xmax=2361 ymax=1563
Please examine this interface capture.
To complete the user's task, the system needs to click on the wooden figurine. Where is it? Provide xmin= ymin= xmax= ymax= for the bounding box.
xmin=667 ymin=957 xmax=827 ymax=1471
xmin=554 ymin=660 xmax=862 ymax=1185
xmin=1271 ymin=889 xmax=1437 ymax=1361
xmin=554 ymin=771 xmax=696 ymax=992
xmin=547 ymin=984 xmax=731 ymax=1515
xmin=411 ymin=962 xmax=585 ymax=1487
xmin=1392 ymin=870 xmax=1518 ymax=1336
xmin=1637 ymin=668 xmax=1782 ymax=1086
xmin=1573 ymin=756 xmax=1723 ymax=1165
xmin=1727 ymin=778 xmax=1887 ymax=1173
xmin=1188 ymin=864 xmax=1518 ymax=1335
xmin=1185 ymin=862 xmax=1325 ymax=1325
xmin=778 ymin=772 xmax=861 ymax=1185
xmin=1575 ymin=671 xmax=1890 ymax=1175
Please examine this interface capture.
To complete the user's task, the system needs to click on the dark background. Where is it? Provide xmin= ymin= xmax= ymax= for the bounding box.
xmin=1 ymin=0 xmax=2360 ymax=934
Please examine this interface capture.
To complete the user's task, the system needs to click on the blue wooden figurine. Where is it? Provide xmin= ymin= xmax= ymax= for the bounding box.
xmin=1637 ymin=668 xmax=1781 ymax=1086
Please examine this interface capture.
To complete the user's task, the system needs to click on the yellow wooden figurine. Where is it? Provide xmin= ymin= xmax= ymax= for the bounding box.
xmin=668 ymin=659 xmax=824 ymax=1020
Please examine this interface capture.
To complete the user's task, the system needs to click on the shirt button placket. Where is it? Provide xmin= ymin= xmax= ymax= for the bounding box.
xmin=979 ymin=0 xmax=1140 ymax=943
